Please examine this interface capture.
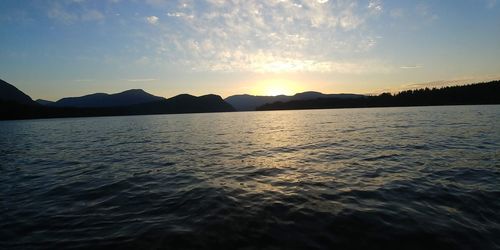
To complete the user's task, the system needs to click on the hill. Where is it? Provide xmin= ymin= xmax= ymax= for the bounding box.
xmin=225 ymin=91 xmax=364 ymax=111
xmin=129 ymin=94 xmax=235 ymax=114
xmin=48 ymin=89 xmax=165 ymax=108
xmin=36 ymin=99 xmax=55 ymax=105
xmin=0 ymin=80 xmax=235 ymax=120
xmin=0 ymin=79 xmax=39 ymax=106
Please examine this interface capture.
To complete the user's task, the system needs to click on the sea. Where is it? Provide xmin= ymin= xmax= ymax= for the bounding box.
xmin=1 ymin=105 xmax=499 ymax=249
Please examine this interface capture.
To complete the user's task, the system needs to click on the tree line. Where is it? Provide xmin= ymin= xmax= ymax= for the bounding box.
xmin=257 ymin=81 xmax=500 ymax=111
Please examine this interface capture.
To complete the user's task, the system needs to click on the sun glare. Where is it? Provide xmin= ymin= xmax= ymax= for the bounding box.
xmin=254 ymin=79 xmax=302 ymax=96
xmin=266 ymin=85 xmax=288 ymax=96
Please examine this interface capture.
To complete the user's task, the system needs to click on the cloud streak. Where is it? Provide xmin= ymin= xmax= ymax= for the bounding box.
xmin=126 ymin=78 xmax=157 ymax=82
xmin=399 ymin=75 xmax=500 ymax=91
xmin=400 ymin=65 xmax=422 ymax=69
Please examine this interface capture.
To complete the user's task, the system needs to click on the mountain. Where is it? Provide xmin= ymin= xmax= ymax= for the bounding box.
xmin=36 ymin=99 xmax=55 ymax=105
xmin=0 ymin=79 xmax=38 ymax=106
xmin=257 ymin=81 xmax=500 ymax=111
xmin=50 ymin=89 xmax=165 ymax=108
xmin=293 ymin=91 xmax=363 ymax=100
xmin=129 ymin=94 xmax=235 ymax=114
xmin=224 ymin=94 xmax=290 ymax=111
xmin=225 ymin=91 xmax=364 ymax=111
xmin=1 ymin=92 xmax=234 ymax=120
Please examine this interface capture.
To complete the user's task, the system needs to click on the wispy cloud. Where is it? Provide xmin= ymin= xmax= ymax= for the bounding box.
xmin=401 ymin=75 xmax=500 ymax=90
xmin=389 ymin=8 xmax=404 ymax=18
xmin=81 ymin=10 xmax=104 ymax=22
xmin=141 ymin=0 xmax=387 ymax=73
xmin=47 ymin=3 xmax=78 ymax=24
xmin=47 ymin=2 xmax=104 ymax=24
xmin=400 ymin=65 xmax=422 ymax=69
xmin=368 ymin=0 xmax=383 ymax=14
xmin=416 ymin=3 xmax=438 ymax=22
xmin=486 ymin=0 xmax=498 ymax=8
xmin=145 ymin=15 xmax=159 ymax=25
xmin=145 ymin=0 xmax=168 ymax=7
xmin=126 ymin=78 xmax=157 ymax=82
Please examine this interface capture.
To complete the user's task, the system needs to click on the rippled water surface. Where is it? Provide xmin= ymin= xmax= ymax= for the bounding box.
xmin=1 ymin=105 xmax=500 ymax=249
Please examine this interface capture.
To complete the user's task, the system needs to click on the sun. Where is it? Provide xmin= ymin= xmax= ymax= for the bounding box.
xmin=265 ymin=85 xmax=289 ymax=96
xmin=256 ymin=79 xmax=302 ymax=96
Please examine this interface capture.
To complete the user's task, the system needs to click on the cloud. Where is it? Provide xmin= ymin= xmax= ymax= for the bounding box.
xmin=400 ymin=65 xmax=422 ymax=69
xmin=81 ymin=10 xmax=104 ymax=22
xmin=47 ymin=3 xmax=78 ymax=24
xmin=400 ymin=75 xmax=500 ymax=90
xmin=140 ymin=0 xmax=387 ymax=73
xmin=368 ymin=0 xmax=383 ymax=14
xmin=135 ymin=56 xmax=151 ymax=65
xmin=145 ymin=16 xmax=159 ymax=25
xmin=486 ymin=0 xmax=497 ymax=8
xmin=126 ymin=78 xmax=157 ymax=82
xmin=390 ymin=8 xmax=404 ymax=18
xmin=182 ymin=50 xmax=392 ymax=74
xmin=47 ymin=3 xmax=104 ymax=24
xmin=145 ymin=0 xmax=169 ymax=7
xmin=416 ymin=3 xmax=438 ymax=22
xmin=73 ymin=79 xmax=94 ymax=82
xmin=0 ymin=9 xmax=34 ymax=24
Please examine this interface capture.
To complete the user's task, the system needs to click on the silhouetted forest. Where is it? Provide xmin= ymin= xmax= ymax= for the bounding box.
xmin=257 ymin=81 xmax=500 ymax=111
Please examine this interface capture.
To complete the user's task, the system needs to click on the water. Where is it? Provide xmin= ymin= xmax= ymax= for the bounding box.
xmin=1 ymin=105 xmax=499 ymax=249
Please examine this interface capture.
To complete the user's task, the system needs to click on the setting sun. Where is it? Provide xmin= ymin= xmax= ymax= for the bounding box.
xmin=254 ymin=79 xmax=303 ymax=96
xmin=265 ymin=85 xmax=289 ymax=96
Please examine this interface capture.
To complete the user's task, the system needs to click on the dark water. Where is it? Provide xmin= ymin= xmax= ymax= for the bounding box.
xmin=1 ymin=105 xmax=499 ymax=249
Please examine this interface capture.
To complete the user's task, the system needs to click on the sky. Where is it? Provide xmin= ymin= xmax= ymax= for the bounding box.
xmin=1 ymin=0 xmax=499 ymax=100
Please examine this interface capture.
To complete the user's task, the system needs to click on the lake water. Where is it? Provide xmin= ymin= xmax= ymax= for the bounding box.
xmin=1 ymin=105 xmax=499 ymax=249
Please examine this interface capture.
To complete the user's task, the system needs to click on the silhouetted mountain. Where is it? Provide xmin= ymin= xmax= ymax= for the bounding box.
xmin=224 ymin=94 xmax=290 ymax=111
xmin=36 ymin=99 xmax=54 ymax=105
xmin=293 ymin=91 xmax=362 ymax=100
xmin=0 ymin=79 xmax=38 ymax=106
xmin=1 ymin=92 xmax=234 ymax=120
xmin=127 ymin=94 xmax=235 ymax=114
xmin=225 ymin=91 xmax=364 ymax=111
xmin=51 ymin=89 xmax=165 ymax=108
xmin=257 ymin=81 xmax=500 ymax=111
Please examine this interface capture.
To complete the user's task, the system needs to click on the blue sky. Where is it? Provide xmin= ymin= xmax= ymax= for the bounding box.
xmin=1 ymin=0 xmax=499 ymax=100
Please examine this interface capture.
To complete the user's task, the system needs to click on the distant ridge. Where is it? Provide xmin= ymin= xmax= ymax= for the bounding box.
xmin=49 ymin=89 xmax=165 ymax=108
xmin=36 ymin=99 xmax=54 ymax=105
xmin=225 ymin=91 xmax=364 ymax=111
xmin=257 ymin=81 xmax=500 ymax=111
xmin=0 ymin=79 xmax=39 ymax=106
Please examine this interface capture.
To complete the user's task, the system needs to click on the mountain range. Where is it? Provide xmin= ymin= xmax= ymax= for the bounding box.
xmin=225 ymin=92 xmax=364 ymax=111
xmin=0 ymin=79 xmax=364 ymax=119
xmin=0 ymin=79 xmax=234 ymax=120
xmin=2 ymin=78 xmax=498 ymax=120
xmin=37 ymin=89 xmax=165 ymax=108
